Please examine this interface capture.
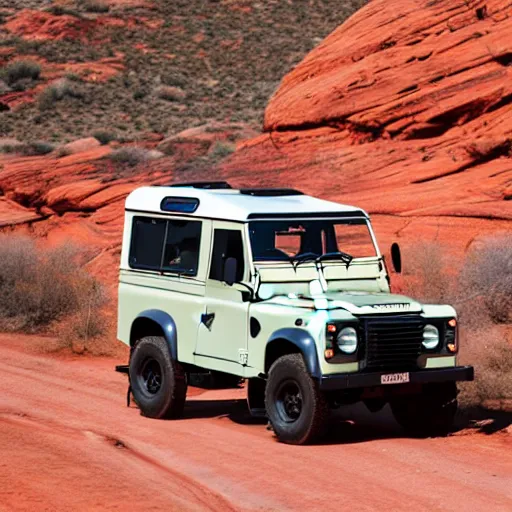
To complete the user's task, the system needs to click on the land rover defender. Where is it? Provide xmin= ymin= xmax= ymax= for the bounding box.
xmin=117 ymin=182 xmax=473 ymax=444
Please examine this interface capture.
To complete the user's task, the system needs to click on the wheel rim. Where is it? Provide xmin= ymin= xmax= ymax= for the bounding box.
xmin=275 ymin=379 xmax=303 ymax=423
xmin=140 ymin=358 xmax=162 ymax=394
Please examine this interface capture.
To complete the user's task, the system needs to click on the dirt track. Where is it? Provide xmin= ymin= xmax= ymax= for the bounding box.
xmin=0 ymin=335 xmax=511 ymax=512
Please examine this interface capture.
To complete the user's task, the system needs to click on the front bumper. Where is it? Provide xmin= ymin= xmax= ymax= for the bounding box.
xmin=319 ymin=365 xmax=474 ymax=391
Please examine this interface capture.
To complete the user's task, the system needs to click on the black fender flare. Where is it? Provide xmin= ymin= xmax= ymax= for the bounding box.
xmin=131 ymin=309 xmax=178 ymax=360
xmin=266 ymin=328 xmax=321 ymax=378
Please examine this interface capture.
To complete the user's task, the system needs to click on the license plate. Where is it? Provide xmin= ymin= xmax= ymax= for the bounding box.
xmin=381 ymin=372 xmax=410 ymax=385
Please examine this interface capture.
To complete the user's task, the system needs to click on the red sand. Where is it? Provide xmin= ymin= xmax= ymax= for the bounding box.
xmin=0 ymin=334 xmax=510 ymax=511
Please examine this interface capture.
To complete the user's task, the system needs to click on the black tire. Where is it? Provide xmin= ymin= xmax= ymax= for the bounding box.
xmin=265 ymin=354 xmax=329 ymax=445
xmin=390 ymin=382 xmax=458 ymax=437
xmin=129 ymin=336 xmax=187 ymax=419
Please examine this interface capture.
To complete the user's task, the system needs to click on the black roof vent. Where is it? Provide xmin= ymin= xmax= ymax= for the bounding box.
xmin=240 ymin=188 xmax=303 ymax=197
xmin=170 ymin=181 xmax=232 ymax=190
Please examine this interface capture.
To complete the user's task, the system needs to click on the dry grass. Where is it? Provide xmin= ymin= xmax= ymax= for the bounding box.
xmin=38 ymin=78 xmax=84 ymax=111
xmin=108 ymin=146 xmax=162 ymax=167
xmin=401 ymin=236 xmax=512 ymax=408
xmin=0 ymin=235 xmax=112 ymax=355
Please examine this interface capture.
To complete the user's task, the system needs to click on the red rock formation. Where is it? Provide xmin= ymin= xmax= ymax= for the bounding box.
xmin=0 ymin=124 xmax=257 ymax=285
xmin=4 ymin=10 xmax=96 ymax=41
xmin=222 ymin=0 xmax=512 ymax=257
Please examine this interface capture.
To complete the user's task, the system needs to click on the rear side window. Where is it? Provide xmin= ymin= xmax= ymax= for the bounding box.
xmin=129 ymin=216 xmax=202 ymax=276
xmin=129 ymin=218 xmax=166 ymax=270
xmin=209 ymin=229 xmax=245 ymax=282
xmin=162 ymin=220 xmax=202 ymax=274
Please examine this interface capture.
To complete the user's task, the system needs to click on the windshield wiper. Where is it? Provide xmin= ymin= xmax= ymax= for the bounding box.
xmin=291 ymin=252 xmax=319 ymax=269
xmin=316 ymin=251 xmax=354 ymax=267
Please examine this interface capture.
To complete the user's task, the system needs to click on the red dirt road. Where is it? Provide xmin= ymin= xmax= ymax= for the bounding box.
xmin=0 ymin=335 xmax=511 ymax=511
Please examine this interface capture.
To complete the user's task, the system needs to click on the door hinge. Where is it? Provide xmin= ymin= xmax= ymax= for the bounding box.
xmin=238 ymin=349 xmax=248 ymax=366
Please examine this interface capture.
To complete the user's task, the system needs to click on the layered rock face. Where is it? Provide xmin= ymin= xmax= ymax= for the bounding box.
xmin=0 ymin=123 xmax=255 ymax=284
xmin=223 ymin=0 xmax=512 ymax=256
xmin=1 ymin=0 xmax=511 ymax=286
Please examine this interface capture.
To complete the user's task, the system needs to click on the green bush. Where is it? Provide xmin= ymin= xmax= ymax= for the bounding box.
xmin=9 ymin=141 xmax=55 ymax=156
xmin=1 ymin=60 xmax=41 ymax=86
xmin=93 ymin=130 xmax=117 ymax=145
xmin=45 ymin=6 xmax=82 ymax=17
xmin=80 ymin=0 xmax=110 ymax=13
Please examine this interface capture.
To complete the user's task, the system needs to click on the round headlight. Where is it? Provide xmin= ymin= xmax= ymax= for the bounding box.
xmin=422 ymin=324 xmax=439 ymax=349
xmin=337 ymin=327 xmax=358 ymax=354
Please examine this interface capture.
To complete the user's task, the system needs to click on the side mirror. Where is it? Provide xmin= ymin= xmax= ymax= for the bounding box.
xmin=390 ymin=242 xmax=402 ymax=274
xmin=223 ymin=257 xmax=238 ymax=286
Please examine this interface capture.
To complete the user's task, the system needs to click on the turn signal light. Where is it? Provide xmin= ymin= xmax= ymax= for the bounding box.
xmin=325 ymin=349 xmax=335 ymax=359
xmin=447 ymin=342 xmax=457 ymax=353
xmin=327 ymin=324 xmax=337 ymax=333
xmin=448 ymin=318 xmax=457 ymax=328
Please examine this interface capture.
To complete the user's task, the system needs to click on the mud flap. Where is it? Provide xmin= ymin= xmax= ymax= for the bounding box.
xmin=247 ymin=378 xmax=267 ymax=418
xmin=115 ymin=365 xmax=132 ymax=407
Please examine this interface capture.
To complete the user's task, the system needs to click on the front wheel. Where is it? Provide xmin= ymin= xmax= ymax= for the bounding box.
xmin=129 ymin=336 xmax=187 ymax=419
xmin=265 ymin=354 xmax=329 ymax=445
xmin=390 ymin=382 xmax=458 ymax=437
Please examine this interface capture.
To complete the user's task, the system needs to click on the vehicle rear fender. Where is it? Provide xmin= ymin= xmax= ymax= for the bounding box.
xmin=130 ymin=309 xmax=177 ymax=360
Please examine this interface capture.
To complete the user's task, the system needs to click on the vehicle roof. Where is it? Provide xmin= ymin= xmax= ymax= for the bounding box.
xmin=125 ymin=186 xmax=368 ymax=222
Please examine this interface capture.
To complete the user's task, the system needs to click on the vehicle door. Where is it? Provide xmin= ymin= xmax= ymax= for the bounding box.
xmin=195 ymin=222 xmax=250 ymax=373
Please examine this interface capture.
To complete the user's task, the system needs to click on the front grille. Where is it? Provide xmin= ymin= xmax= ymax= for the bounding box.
xmin=363 ymin=316 xmax=424 ymax=371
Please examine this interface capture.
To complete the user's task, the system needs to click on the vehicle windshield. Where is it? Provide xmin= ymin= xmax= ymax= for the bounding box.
xmin=249 ymin=218 xmax=378 ymax=262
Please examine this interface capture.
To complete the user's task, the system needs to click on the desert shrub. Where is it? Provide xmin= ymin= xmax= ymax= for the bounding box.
xmin=155 ymin=85 xmax=186 ymax=102
xmin=458 ymin=328 xmax=512 ymax=408
xmin=45 ymin=6 xmax=82 ymax=17
xmin=209 ymin=141 xmax=235 ymax=160
xmin=459 ymin=237 xmax=512 ymax=323
xmin=11 ymin=141 xmax=55 ymax=156
xmin=0 ymin=79 xmax=11 ymax=94
xmin=108 ymin=146 xmax=158 ymax=166
xmin=0 ymin=139 xmax=22 ymax=153
xmin=58 ymin=278 xmax=109 ymax=353
xmin=93 ymin=130 xmax=117 ymax=145
xmin=401 ymin=237 xmax=512 ymax=408
xmin=0 ymin=236 xmax=105 ymax=335
xmin=1 ymin=60 xmax=41 ymax=86
xmin=37 ymin=78 xmax=84 ymax=110
xmin=55 ymin=145 xmax=73 ymax=157
xmin=80 ymin=0 xmax=110 ymax=13
xmin=401 ymin=241 xmax=457 ymax=304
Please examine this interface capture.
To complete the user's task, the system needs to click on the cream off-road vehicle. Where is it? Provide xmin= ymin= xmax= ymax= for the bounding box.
xmin=116 ymin=182 xmax=474 ymax=444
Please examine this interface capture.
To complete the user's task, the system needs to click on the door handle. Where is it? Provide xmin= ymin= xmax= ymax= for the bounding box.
xmin=201 ymin=312 xmax=215 ymax=330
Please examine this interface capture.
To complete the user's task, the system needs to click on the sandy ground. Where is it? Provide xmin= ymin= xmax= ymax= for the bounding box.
xmin=0 ymin=334 xmax=511 ymax=512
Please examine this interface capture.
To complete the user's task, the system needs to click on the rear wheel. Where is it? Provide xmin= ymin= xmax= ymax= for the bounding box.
xmin=265 ymin=354 xmax=329 ymax=445
xmin=129 ymin=336 xmax=187 ymax=419
xmin=390 ymin=382 xmax=458 ymax=436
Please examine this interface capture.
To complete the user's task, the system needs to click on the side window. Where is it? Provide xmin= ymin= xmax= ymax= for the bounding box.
xmin=162 ymin=220 xmax=202 ymax=275
xmin=209 ymin=229 xmax=245 ymax=282
xmin=129 ymin=216 xmax=202 ymax=276
xmin=129 ymin=217 xmax=166 ymax=270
